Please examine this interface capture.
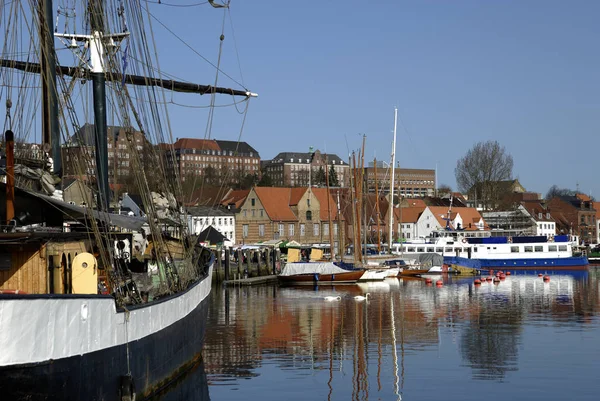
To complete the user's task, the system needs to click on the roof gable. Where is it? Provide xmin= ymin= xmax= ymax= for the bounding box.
xmin=254 ymin=187 xmax=297 ymax=221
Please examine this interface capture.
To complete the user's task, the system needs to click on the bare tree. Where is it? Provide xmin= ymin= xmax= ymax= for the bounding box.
xmin=545 ymin=185 xmax=577 ymax=200
xmin=437 ymin=184 xmax=452 ymax=197
xmin=455 ymin=140 xmax=513 ymax=210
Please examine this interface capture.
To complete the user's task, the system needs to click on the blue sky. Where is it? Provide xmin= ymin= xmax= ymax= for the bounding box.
xmin=146 ymin=0 xmax=600 ymax=198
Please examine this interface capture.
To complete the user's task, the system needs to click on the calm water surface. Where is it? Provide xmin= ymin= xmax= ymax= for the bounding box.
xmin=166 ymin=269 xmax=600 ymax=401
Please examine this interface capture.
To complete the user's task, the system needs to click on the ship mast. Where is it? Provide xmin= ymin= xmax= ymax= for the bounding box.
xmin=389 ymin=107 xmax=397 ymax=252
xmin=38 ymin=0 xmax=60 ymax=173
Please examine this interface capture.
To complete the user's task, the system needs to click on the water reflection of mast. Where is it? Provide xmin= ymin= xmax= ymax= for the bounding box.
xmin=377 ymin=298 xmax=382 ymax=391
xmin=390 ymin=297 xmax=402 ymax=401
xmin=327 ymin=302 xmax=335 ymax=401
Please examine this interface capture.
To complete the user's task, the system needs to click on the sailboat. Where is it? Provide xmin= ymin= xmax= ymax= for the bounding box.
xmin=0 ymin=1 xmax=255 ymax=400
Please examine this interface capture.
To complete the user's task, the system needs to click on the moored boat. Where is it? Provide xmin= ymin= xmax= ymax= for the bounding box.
xmin=278 ymin=262 xmax=364 ymax=285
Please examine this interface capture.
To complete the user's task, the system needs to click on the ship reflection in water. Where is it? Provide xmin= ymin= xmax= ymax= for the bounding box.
xmin=196 ymin=270 xmax=600 ymax=401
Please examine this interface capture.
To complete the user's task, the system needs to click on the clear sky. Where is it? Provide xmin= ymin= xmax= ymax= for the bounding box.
xmin=145 ymin=0 xmax=600 ymax=198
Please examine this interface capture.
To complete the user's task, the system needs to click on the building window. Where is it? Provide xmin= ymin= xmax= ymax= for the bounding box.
xmin=333 ymin=223 xmax=338 ymax=236
xmin=260 ymin=209 xmax=264 ymax=217
xmin=279 ymin=223 xmax=284 ymax=237
xmin=289 ymin=224 xmax=295 ymax=236
xmin=300 ymin=224 xmax=305 ymax=236
xmin=307 ymin=198 xmax=311 ymax=207
xmin=306 ymin=211 xmax=312 ymax=221
xmin=251 ymin=198 xmax=256 ymax=206
xmin=314 ymin=223 xmax=320 ymax=236
xmin=242 ymin=224 xmax=249 ymax=238
xmin=324 ymin=223 xmax=329 ymax=236
xmin=259 ymin=224 xmax=265 ymax=237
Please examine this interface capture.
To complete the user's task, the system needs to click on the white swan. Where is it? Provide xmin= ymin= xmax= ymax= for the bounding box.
xmin=324 ymin=296 xmax=341 ymax=301
xmin=354 ymin=293 xmax=370 ymax=301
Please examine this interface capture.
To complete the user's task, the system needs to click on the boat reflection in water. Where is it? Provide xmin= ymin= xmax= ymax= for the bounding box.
xmin=201 ymin=270 xmax=600 ymax=401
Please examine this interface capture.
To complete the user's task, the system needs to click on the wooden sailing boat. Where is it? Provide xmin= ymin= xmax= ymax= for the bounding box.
xmin=0 ymin=1 xmax=256 ymax=400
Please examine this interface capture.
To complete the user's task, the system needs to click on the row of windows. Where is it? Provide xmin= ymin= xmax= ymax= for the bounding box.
xmin=178 ymin=149 xmax=256 ymax=157
xmin=195 ymin=217 xmax=234 ymax=226
xmin=510 ymin=245 xmax=567 ymax=253
xmin=241 ymin=223 xmax=338 ymax=238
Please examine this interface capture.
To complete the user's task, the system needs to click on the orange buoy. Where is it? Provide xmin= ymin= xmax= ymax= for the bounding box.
xmin=474 ymin=279 xmax=481 ymax=285
xmin=506 ymin=271 xmax=511 ymax=276
xmin=543 ymin=275 xmax=550 ymax=281
xmin=538 ymin=273 xmax=543 ymax=277
xmin=436 ymin=280 xmax=443 ymax=286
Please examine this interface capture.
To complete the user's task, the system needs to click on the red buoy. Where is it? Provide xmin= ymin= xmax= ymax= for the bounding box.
xmin=538 ymin=273 xmax=543 ymax=277
xmin=493 ymin=277 xmax=500 ymax=282
xmin=436 ymin=280 xmax=443 ymax=286
xmin=487 ymin=277 xmax=493 ymax=282
xmin=498 ymin=271 xmax=504 ymax=275
xmin=499 ymin=275 xmax=506 ymax=280
xmin=425 ymin=278 xmax=433 ymax=284
xmin=474 ymin=279 xmax=481 ymax=285
xmin=506 ymin=271 xmax=511 ymax=276
xmin=543 ymin=275 xmax=550 ymax=281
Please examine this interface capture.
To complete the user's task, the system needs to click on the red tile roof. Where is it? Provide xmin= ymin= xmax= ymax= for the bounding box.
xmin=221 ymin=189 xmax=250 ymax=209
xmin=311 ymin=187 xmax=339 ymax=220
xmin=173 ymin=138 xmax=220 ymax=151
xmin=254 ymin=187 xmax=297 ymax=221
xmin=427 ymin=206 xmax=486 ymax=230
xmin=289 ymin=188 xmax=307 ymax=206
xmin=394 ymin=206 xmax=425 ymax=223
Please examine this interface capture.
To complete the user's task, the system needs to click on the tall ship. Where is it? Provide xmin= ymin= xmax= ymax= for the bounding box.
xmin=0 ymin=1 xmax=255 ymax=400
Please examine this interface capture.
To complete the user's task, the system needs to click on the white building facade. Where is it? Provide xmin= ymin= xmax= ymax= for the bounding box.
xmin=186 ymin=206 xmax=236 ymax=245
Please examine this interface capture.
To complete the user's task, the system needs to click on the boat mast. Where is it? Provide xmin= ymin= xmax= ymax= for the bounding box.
xmin=88 ymin=0 xmax=110 ymax=211
xmin=374 ymin=157 xmax=381 ymax=254
xmin=389 ymin=107 xmax=397 ymax=252
xmin=5 ymin=130 xmax=15 ymax=223
xmin=38 ymin=0 xmax=60 ymax=173
xmin=325 ymin=156 xmax=335 ymax=261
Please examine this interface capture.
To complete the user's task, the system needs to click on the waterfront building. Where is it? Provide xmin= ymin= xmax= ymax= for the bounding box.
xmin=415 ymin=206 xmax=489 ymax=238
xmin=548 ymin=195 xmax=597 ymax=244
xmin=262 ymin=150 xmax=349 ymax=187
xmin=234 ymin=186 xmax=345 ymax=254
xmin=186 ymin=206 xmax=236 ymax=245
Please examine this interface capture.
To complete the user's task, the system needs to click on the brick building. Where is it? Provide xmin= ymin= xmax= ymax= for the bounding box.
xmin=234 ymin=186 xmax=345 ymax=254
xmin=263 ymin=150 xmax=349 ymax=187
xmin=163 ymin=138 xmax=260 ymax=184
xmin=547 ymin=195 xmax=597 ymax=244
xmin=364 ymin=162 xmax=435 ymax=197
xmin=62 ymin=123 xmax=154 ymax=184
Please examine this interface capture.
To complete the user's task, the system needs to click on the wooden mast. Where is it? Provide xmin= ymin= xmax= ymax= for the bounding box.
xmin=374 ymin=157 xmax=381 ymax=254
xmin=325 ymin=157 xmax=335 ymax=261
xmin=5 ymin=130 xmax=15 ymax=223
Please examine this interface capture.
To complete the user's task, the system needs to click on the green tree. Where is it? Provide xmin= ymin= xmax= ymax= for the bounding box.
xmin=328 ymin=165 xmax=340 ymax=187
xmin=313 ymin=166 xmax=326 ymax=187
xmin=239 ymin=173 xmax=258 ymax=189
xmin=204 ymin=165 xmax=219 ymax=186
xmin=258 ymin=173 xmax=273 ymax=187
xmin=455 ymin=140 xmax=513 ymax=211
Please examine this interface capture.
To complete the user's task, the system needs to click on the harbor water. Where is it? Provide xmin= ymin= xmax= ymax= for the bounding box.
xmin=162 ymin=268 xmax=600 ymax=401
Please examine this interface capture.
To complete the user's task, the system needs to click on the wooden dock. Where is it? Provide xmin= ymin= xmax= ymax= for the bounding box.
xmin=223 ymin=275 xmax=278 ymax=286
